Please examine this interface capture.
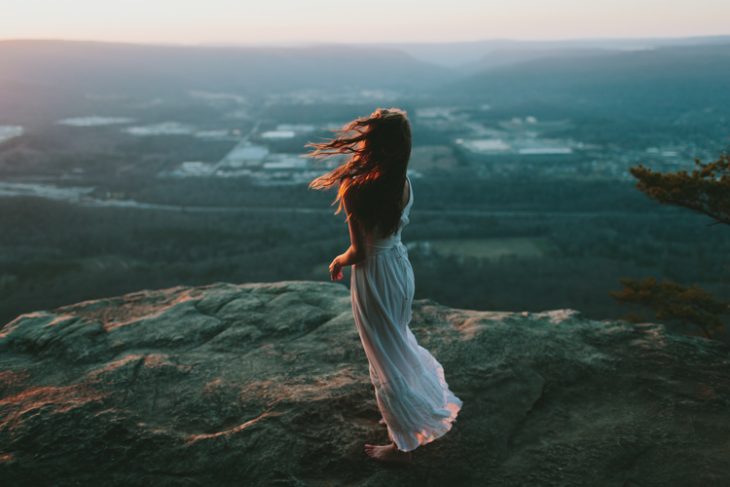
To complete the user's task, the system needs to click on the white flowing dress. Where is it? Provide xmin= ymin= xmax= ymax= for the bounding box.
xmin=350 ymin=175 xmax=463 ymax=452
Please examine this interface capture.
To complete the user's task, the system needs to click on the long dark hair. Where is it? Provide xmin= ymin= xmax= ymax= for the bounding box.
xmin=305 ymin=107 xmax=412 ymax=237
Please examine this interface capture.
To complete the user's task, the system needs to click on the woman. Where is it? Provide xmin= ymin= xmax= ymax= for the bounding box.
xmin=306 ymin=108 xmax=462 ymax=463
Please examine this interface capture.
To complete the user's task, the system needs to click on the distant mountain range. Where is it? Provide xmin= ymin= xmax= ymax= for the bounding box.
xmin=0 ymin=39 xmax=451 ymax=124
xmin=1 ymin=37 xmax=729 ymax=124
xmin=0 ymin=39 xmax=453 ymax=94
xmin=437 ymin=42 xmax=730 ymax=117
xmin=368 ymin=35 xmax=730 ymax=70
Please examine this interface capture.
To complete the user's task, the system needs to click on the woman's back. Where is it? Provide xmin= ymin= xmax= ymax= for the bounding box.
xmin=363 ymin=175 xmax=413 ymax=253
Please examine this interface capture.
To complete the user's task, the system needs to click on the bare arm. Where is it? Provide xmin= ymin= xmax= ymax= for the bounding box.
xmin=329 ymin=191 xmax=366 ymax=280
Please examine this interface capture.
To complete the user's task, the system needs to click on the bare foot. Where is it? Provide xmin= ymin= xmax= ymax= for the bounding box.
xmin=364 ymin=442 xmax=412 ymax=464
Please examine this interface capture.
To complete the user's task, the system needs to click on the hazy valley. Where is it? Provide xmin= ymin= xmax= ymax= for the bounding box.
xmin=1 ymin=38 xmax=729 ymax=337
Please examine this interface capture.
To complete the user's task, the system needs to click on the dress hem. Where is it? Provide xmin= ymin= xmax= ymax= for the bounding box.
xmin=391 ymin=397 xmax=463 ymax=453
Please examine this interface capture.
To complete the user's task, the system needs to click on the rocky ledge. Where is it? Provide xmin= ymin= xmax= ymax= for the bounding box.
xmin=1 ymin=280 xmax=729 ymax=486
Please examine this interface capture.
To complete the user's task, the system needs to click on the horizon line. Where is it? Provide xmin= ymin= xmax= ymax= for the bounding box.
xmin=2 ymin=33 xmax=730 ymax=49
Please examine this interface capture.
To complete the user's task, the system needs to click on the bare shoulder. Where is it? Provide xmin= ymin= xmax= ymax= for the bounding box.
xmin=342 ymin=181 xmax=357 ymax=207
xmin=342 ymin=183 xmax=361 ymax=223
xmin=401 ymin=177 xmax=410 ymax=209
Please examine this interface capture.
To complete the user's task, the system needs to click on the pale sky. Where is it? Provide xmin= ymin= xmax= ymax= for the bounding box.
xmin=3 ymin=0 xmax=729 ymax=45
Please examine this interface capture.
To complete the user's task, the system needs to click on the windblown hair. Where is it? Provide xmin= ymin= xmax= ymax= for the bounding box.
xmin=305 ymin=107 xmax=412 ymax=238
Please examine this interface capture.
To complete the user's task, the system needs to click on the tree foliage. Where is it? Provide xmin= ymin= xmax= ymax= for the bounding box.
xmin=614 ymin=153 xmax=730 ymax=339
xmin=630 ymin=153 xmax=730 ymax=225
xmin=611 ymin=277 xmax=728 ymax=338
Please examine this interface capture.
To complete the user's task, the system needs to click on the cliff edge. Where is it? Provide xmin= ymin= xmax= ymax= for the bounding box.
xmin=1 ymin=280 xmax=729 ymax=486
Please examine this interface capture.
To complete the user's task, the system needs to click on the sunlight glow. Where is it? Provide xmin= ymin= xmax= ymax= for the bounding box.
xmin=2 ymin=0 xmax=729 ymax=45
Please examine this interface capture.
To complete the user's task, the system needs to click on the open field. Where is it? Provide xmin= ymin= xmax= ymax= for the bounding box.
xmin=411 ymin=237 xmax=549 ymax=260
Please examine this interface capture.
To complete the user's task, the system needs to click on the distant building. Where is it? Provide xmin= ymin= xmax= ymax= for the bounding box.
xmin=219 ymin=142 xmax=269 ymax=168
xmin=262 ymin=154 xmax=308 ymax=170
xmin=124 ymin=122 xmax=194 ymax=136
xmin=517 ymin=147 xmax=573 ymax=155
xmin=172 ymin=161 xmax=215 ymax=177
xmin=0 ymin=125 xmax=24 ymax=144
xmin=455 ymin=138 xmax=511 ymax=153
xmin=57 ymin=116 xmax=134 ymax=127
xmin=261 ymin=130 xmax=296 ymax=140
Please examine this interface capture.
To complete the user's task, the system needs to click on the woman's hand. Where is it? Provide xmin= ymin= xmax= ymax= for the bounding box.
xmin=329 ymin=256 xmax=344 ymax=281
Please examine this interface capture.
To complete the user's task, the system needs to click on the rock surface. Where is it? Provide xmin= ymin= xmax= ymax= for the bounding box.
xmin=1 ymin=280 xmax=729 ymax=486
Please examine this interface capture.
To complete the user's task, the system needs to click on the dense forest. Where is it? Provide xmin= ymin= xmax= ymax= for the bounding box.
xmin=2 ymin=176 xmax=728 ymax=332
